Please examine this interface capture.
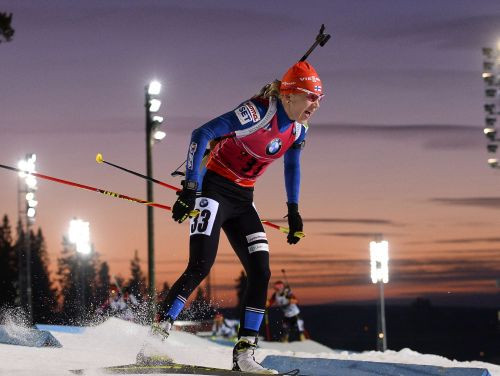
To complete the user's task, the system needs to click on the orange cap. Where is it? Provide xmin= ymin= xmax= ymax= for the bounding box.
xmin=280 ymin=61 xmax=323 ymax=95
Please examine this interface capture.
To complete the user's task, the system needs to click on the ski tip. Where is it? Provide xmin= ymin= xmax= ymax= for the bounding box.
xmin=96 ymin=153 xmax=103 ymax=163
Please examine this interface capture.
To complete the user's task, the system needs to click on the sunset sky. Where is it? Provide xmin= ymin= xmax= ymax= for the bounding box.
xmin=1 ymin=0 xmax=500 ymax=307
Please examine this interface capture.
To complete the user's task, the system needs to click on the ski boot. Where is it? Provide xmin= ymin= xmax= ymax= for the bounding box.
xmin=150 ymin=318 xmax=174 ymax=340
xmin=232 ymin=337 xmax=278 ymax=374
xmin=136 ymin=317 xmax=174 ymax=365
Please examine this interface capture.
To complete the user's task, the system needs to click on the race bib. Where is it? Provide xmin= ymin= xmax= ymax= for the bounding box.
xmin=190 ymin=197 xmax=219 ymax=236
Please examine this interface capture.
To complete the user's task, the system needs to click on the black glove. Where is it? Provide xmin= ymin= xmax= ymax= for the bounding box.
xmin=286 ymin=202 xmax=303 ymax=245
xmin=172 ymin=181 xmax=197 ymax=223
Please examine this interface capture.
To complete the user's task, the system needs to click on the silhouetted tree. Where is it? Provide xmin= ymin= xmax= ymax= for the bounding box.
xmin=113 ymin=275 xmax=125 ymax=292
xmin=127 ymin=250 xmax=146 ymax=301
xmin=57 ymin=236 xmax=80 ymax=322
xmin=0 ymin=215 xmax=17 ymax=306
xmin=31 ymin=228 xmax=57 ymax=323
xmin=15 ymin=220 xmax=27 ymax=309
xmin=57 ymin=237 xmax=100 ymax=323
xmin=94 ymin=261 xmax=111 ymax=308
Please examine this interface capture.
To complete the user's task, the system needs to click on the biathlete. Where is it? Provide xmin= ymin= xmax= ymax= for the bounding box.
xmin=143 ymin=61 xmax=324 ymax=374
xmin=267 ymin=280 xmax=306 ymax=342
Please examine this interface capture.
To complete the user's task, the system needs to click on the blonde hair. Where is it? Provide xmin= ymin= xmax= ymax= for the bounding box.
xmin=254 ymin=79 xmax=281 ymax=99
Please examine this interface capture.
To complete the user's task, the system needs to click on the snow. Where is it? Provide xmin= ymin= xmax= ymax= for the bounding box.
xmin=0 ymin=318 xmax=498 ymax=376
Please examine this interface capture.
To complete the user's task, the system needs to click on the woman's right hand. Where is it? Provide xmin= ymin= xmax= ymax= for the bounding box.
xmin=172 ymin=182 xmax=197 ymax=223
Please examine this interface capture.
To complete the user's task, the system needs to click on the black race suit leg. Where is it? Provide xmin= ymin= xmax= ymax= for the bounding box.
xmin=162 ymin=190 xmax=225 ymax=320
xmin=223 ymin=204 xmax=271 ymax=338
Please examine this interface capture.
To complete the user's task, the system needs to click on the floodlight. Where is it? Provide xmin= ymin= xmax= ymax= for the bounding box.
xmin=483 ymin=74 xmax=495 ymax=86
xmin=487 ymin=143 xmax=498 ymax=153
xmin=149 ymin=98 xmax=161 ymax=112
xmin=26 ymin=175 xmax=37 ymax=189
xmin=484 ymin=62 xmax=494 ymax=71
xmin=148 ymin=81 xmax=162 ymax=95
xmin=486 ymin=89 xmax=497 ymax=98
xmin=484 ymin=128 xmax=496 ymax=141
xmin=488 ymin=158 xmax=499 ymax=168
xmin=486 ymin=117 xmax=497 ymax=127
xmin=27 ymin=208 xmax=36 ymax=218
xmin=69 ymin=219 xmax=91 ymax=255
xmin=370 ymin=240 xmax=389 ymax=284
xmin=152 ymin=115 xmax=164 ymax=123
xmin=485 ymin=104 xmax=496 ymax=115
xmin=153 ymin=130 xmax=166 ymax=141
xmin=482 ymin=47 xmax=494 ymax=59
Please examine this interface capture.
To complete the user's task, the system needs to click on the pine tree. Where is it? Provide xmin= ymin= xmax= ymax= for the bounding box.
xmin=14 ymin=220 xmax=25 ymax=307
xmin=0 ymin=215 xmax=17 ymax=306
xmin=57 ymin=236 xmax=80 ymax=323
xmin=30 ymin=228 xmax=57 ymax=323
xmin=94 ymin=261 xmax=111 ymax=309
xmin=80 ymin=247 xmax=99 ymax=316
xmin=57 ymin=237 xmax=101 ymax=324
xmin=127 ymin=250 xmax=146 ymax=302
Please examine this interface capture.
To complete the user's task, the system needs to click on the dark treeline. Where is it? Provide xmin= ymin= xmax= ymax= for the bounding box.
xmin=0 ymin=214 xmax=170 ymax=325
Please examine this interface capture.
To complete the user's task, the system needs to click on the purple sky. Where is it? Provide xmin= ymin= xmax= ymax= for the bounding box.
xmin=1 ymin=0 xmax=500 ymax=306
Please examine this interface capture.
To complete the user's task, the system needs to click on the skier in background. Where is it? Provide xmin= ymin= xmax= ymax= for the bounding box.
xmin=138 ymin=60 xmax=324 ymax=374
xmin=267 ymin=280 xmax=306 ymax=342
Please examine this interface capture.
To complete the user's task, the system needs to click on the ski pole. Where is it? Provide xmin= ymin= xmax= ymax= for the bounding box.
xmin=261 ymin=221 xmax=305 ymax=239
xmin=96 ymin=154 xmax=303 ymax=237
xmin=112 ymin=275 xmax=124 ymax=295
xmin=299 ymin=24 xmax=331 ymax=62
xmin=264 ymin=311 xmax=271 ymax=341
xmin=281 ymin=268 xmax=290 ymax=288
xmin=96 ymin=153 xmax=180 ymax=192
xmin=171 ymin=159 xmax=186 ymax=177
xmin=0 ymin=163 xmax=173 ymax=212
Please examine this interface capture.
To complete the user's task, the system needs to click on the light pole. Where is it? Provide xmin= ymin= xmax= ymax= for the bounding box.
xmin=145 ymin=80 xmax=165 ymax=321
xmin=370 ymin=236 xmax=389 ymax=352
xmin=68 ymin=218 xmax=91 ymax=320
xmin=17 ymin=153 xmax=37 ymax=326
xmin=482 ymin=44 xmax=500 ymax=168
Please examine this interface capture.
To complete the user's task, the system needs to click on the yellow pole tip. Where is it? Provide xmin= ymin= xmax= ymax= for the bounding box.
xmin=96 ymin=153 xmax=103 ymax=163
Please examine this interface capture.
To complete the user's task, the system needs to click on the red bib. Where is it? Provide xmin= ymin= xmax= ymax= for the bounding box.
xmin=206 ymin=107 xmax=298 ymax=187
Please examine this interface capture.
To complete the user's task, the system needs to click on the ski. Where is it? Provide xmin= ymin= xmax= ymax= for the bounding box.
xmin=71 ymin=362 xmax=300 ymax=376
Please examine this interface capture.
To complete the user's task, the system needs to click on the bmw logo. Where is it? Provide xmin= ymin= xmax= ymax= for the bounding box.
xmin=266 ymin=138 xmax=282 ymax=155
xmin=200 ymin=199 xmax=209 ymax=207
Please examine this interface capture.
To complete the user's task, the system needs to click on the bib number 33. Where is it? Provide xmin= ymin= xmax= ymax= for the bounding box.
xmin=190 ymin=197 xmax=219 ymax=236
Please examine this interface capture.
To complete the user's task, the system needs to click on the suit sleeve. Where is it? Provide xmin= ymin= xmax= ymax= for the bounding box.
xmin=185 ymin=100 xmax=267 ymax=187
xmin=284 ymin=124 xmax=308 ymax=204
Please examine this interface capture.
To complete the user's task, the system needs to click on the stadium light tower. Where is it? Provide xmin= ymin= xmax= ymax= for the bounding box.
xmin=370 ymin=236 xmax=389 ymax=352
xmin=482 ymin=45 xmax=500 ymax=166
xmin=17 ymin=153 xmax=37 ymax=326
xmin=145 ymin=80 xmax=165 ymax=320
xmin=69 ymin=218 xmax=91 ymax=319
